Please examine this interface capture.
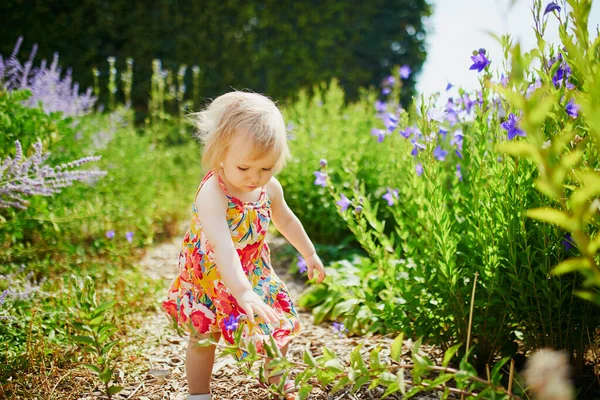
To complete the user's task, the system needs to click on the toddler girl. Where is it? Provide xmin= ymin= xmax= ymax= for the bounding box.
xmin=162 ymin=91 xmax=326 ymax=400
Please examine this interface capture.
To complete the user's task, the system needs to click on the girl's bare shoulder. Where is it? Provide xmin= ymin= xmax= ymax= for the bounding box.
xmin=266 ymin=176 xmax=284 ymax=202
xmin=195 ymin=174 xmax=227 ymax=213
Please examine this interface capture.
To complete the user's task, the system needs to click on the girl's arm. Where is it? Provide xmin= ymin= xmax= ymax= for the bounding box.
xmin=268 ymin=177 xmax=326 ymax=283
xmin=195 ymin=177 xmax=279 ymax=324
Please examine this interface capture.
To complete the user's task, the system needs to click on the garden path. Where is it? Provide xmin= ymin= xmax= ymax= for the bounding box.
xmin=93 ymin=228 xmax=439 ymax=400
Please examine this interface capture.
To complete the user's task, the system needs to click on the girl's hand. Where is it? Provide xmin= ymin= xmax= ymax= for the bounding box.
xmin=235 ymin=290 xmax=280 ymax=324
xmin=305 ymin=253 xmax=326 ymax=283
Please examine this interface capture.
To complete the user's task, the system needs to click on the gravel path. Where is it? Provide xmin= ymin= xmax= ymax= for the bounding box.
xmin=97 ymin=229 xmax=441 ymax=400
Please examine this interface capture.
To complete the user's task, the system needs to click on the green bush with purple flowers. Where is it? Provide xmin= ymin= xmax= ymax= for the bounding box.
xmin=287 ymin=0 xmax=599 ymax=384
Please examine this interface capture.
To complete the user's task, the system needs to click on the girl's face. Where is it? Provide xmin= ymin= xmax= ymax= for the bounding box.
xmin=221 ymin=133 xmax=279 ymax=193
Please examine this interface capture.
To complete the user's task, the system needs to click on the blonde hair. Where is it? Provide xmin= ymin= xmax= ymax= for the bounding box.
xmin=191 ymin=91 xmax=290 ymax=173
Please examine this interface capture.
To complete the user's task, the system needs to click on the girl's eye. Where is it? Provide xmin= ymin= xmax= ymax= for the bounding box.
xmin=238 ymin=167 xmax=249 ymax=171
xmin=262 ymin=168 xmax=272 ymax=171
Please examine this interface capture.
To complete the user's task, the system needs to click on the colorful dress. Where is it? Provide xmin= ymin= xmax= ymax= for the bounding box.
xmin=162 ymin=169 xmax=301 ymax=361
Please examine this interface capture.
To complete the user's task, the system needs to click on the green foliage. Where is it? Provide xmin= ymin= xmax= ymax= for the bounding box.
xmin=278 ymin=80 xmax=397 ymax=244
xmin=0 ymin=107 xmax=199 ymax=264
xmin=67 ymin=275 xmax=123 ymax=399
xmin=202 ymin=329 xmax=521 ymax=399
xmin=0 ymin=1 xmax=431 ymax=110
xmin=291 ymin=2 xmax=600 ymax=376
xmin=0 ymin=89 xmax=76 ymax=160
xmin=493 ymin=0 xmax=600 ymax=306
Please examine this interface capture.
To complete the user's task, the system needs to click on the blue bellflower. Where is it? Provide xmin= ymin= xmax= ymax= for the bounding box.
xmin=544 ymin=2 xmax=561 ymax=15
xmin=382 ymin=188 xmax=399 ymax=206
xmin=470 ymin=48 xmax=491 ymax=72
xmin=433 ymin=146 xmax=448 ymax=161
xmin=565 ymin=98 xmax=580 ymax=118
xmin=501 ymin=113 xmax=526 ymax=140
xmin=336 ymin=194 xmax=351 ymax=211
xmin=297 ymin=255 xmax=308 ymax=273
xmin=399 ymin=65 xmax=411 ymax=79
xmin=314 ymin=171 xmax=327 ymax=187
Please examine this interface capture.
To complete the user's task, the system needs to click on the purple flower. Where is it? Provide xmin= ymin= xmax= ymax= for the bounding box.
xmin=382 ymin=188 xmax=399 ymax=206
xmin=0 ymin=140 xmax=107 ymax=210
xmin=565 ymin=98 xmax=580 ymax=118
xmin=314 ymin=171 xmax=327 ymax=187
xmin=411 ymin=140 xmax=426 ymax=157
xmin=383 ymin=75 xmax=395 ymax=86
xmin=450 ymin=130 xmax=464 ymax=150
xmin=0 ymin=289 xmax=9 ymax=306
xmin=399 ymin=65 xmax=411 ymax=79
xmin=433 ymin=146 xmax=448 ymax=161
xmin=1 ymin=37 xmax=96 ymax=116
xmin=526 ymin=78 xmax=543 ymax=98
xmin=354 ymin=205 xmax=363 ymax=214
xmin=415 ymin=163 xmax=423 ymax=176
xmin=552 ymin=62 xmax=572 ymax=88
xmin=320 ymin=159 xmax=328 ymax=167
xmin=297 ymin=255 xmax=308 ymax=273
xmin=428 ymin=108 xmax=445 ymax=123
xmin=382 ymin=87 xmax=391 ymax=95
xmin=400 ymin=126 xmax=418 ymax=139
xmin=383 ymin=113 xmax=399 ymax=132
xmin=445 ymin=82 xmax=453 ymax=91
xmin=501 ymin=113 xmax=526 ymax=140
xmin=224 ymin=314 xmax=241 ymax=331
xmin=456 ymin=164 xmax=463 ymax=182
xmin=562 ymin=234 xmax=573 ymax=251
xmin=375 ymin=100 xmax=387 ymax=113
xmin=500 ymin=73 xmax=509 ymax=87
xmin=106 ymin=230 xmax=115 ymax=239
xmin=544 ymin=2 xmax=561 ymax=15
xmin=371 ymin=128 xmax=387 ymax=143
xmin=439 ymin=129 xmax=448 ymax=140
xmin=470 ymin=48 xmax=491 ymax=72
xmin=336 ymin=194 xmax=351 ymax=211
xmin=125 ymin=231 xmax=134 ymax=243
xmin=332 ymin=322 xmax=348 ymax=338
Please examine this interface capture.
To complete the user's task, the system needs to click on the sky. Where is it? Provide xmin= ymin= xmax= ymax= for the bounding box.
xmin=416 ymin=0 xmax=600 ymax=97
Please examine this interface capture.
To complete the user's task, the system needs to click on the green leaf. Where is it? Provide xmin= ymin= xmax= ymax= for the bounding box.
xmin=82 ymin=364 xmax=101 ymax=374
xmin=442 ymin=343 xmax=462 ymax=368
xmin=490 ymin=357 xmax=511 ymax=385
xmin=72 ymin=335 xmax=95 ymax=346
xmin=381 ymin=381 xmax=399 ymax=397
xmin=107 ymin=385 xmax=123 ymax=395
xmin=526 ymin=208 xmax=578 ymax=231
xmin=94 ymin=300 xmax=117 ymax=314
xmin=575 ymin=290 xmax=600 ymax=306
xmin=390 ymin=333 xmax=404 ymax=362
xmin=397 ymin=369 xmax=406 ymax=394
xmin=495 ymin=141 xmax=541 ymax=165
xmin=552 ymin=257 xmax=591 ymax=276
xmin=89 ymin=315 xmax=104 ymax=326
xmin=303 ymin=347 xmax=318 ymax=368
xmin=297 ymin=384 xmax=312 ymax=400
xmin=101 ymin=341 xmax=118 ymax=356
xmin=329 ymin=376 xmax=350 ymax=394
xmin=323 ymin=359 xmax=344 ymax=373
xmin=98 ymin=367 xmax=112 ymax=383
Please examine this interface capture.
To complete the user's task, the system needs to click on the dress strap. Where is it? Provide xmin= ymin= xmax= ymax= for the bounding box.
xmin=194 ymin=170 xmax=216 ymax=201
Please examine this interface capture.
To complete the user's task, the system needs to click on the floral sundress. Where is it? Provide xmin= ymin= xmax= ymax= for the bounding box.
xmin=162 ymin=169 xmax=301 ymax=361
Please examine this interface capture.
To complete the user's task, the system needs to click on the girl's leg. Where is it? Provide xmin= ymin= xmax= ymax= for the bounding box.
xmin=186 ymin=332 xmax=222 ymax=395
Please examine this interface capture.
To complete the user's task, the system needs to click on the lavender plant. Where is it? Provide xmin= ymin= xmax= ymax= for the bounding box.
xmin=0 ymin=139 xmax=106 ymax=210
xmin=0 ymin=36 xmax=96 ymax=117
